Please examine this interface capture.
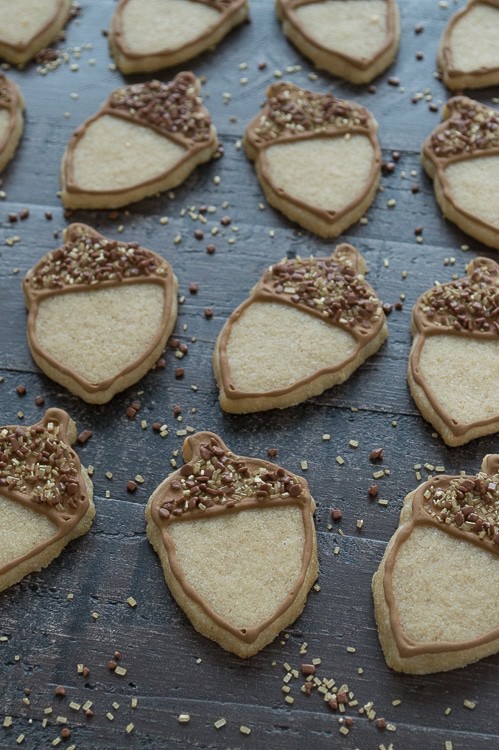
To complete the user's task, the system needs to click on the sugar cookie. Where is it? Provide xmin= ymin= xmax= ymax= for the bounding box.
xmin=422 ymin=96 xmax=499 ymax=250
xmin=0 ymin=408 xmax=95 ymax=593
xmin=23 ymin=223 xmax=178 ymax=404
xmin=244 ymin=82 xmax=381 ymax=237
xmin=214 ymin=243 xmax=388 ymax=413
xmin=372 ymin=454 xmax=499 ymax=674
xmin=0 ymin=0 xmax=72 ymax=65
xmin=109 ymin=0 xmax=249 ymax=74
xmin=276 ymin=0 xmax=400 ymax=84
xmin=438 ymin=0 xmax=499 ymax=90
xmin=61 ymin=72 xmax=218 ymax=210
xmin=146 ymin=432 xmax=318 ymax=658
xmin=408 ymin=257 xmax=499 ymax=446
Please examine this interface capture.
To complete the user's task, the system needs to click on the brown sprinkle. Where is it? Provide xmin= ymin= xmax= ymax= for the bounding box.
xmin=77 ymin=429 xmax=93 ymax=444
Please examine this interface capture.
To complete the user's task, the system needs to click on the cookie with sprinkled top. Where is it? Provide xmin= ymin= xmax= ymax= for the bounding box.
xmin=0 ymin=74 xmax=24 ymax=174
xmin=109 ymin=0 xmax=249 ymax=74
xmin=408 ymin=257 xmax=499 ymax=447
xmin=438 ymin=0 xmax=499 ymax=90
xmin=372 ymin=454 xmax=499 ymax=674
xmin=422 ymin=96 xmax=499 ymax=250
xmin=23 ymin=223 xmax=178 ymax=404
xmin=146 ymin=432 xmax=318 ymax=658
xmin=60 ymin=72 xmax=218 ymax=210
xmin=0 ymin=408 xmax=95 ymax=593
xmin=244 ymin=82 xmax=381 ymax=237
xmin=0 ymin=0 xmax=72 ymax=65
xmin=276 ymin=0 xmax=400 ymax=84
xmin=213 ymin=243 xmax=388 ymax=413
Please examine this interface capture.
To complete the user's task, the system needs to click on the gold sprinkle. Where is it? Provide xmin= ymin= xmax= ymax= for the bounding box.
xmin=106 ymin=712 xmax=114 ymax=721
xmin=336 ymin=456 xmax=345 ymax=465
xmin=126 ymin=723 xmax=135 ymax=734
xmin=114 ymin=666 xmax=127 ymax=676
xmin=178 ymin=713 xmax=191 ymax=724
xmin=127 ymin=596 xmax=137 ymax=608
xmin=214 ymin=718 xmax=227 ymax=729
xmin=349 ymin=440 xmax=359 ymax=448
xmin=240 ymin=725 xmax=251 ymax=735
xmin=444 ymin=707 xmax=452 ymax=716
xmin=463 ymin=700 xmax=476 ymax=710
xmin=3 ymin=717 xmax=13 ymax=728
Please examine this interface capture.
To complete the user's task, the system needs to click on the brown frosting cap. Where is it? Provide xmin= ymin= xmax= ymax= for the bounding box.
xmin=151 ymin=432 xmax=309 ymax=524
xmin=254 ymin=244 xmax=384 ymax=339
xmin=246 ymin=81 xmax=375 ymax=147
xmin=107 ymin=72 xmax=213 ymax=144
xmin=24 ymin=223 xmax=171 ymax=298
xmin=0 ymin=409 xmax=85 ymax=513
xmin=413 ymin=257 xmax=499 ymax=338
xmin=416 ymin=455 xmax=499 ymax=552
xmin=425 ymin=96 xmax=499 ymax=163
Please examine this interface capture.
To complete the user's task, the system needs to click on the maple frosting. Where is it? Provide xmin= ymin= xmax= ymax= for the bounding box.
xmin=25 ymin=224 xmax=170 ymax=295
xmin=107 ymin=74 xmax=213 ymax=144
xmin=247 ymin=82 xmax=373 ymax=145
xmin=425 ymin=97 xmax=499 ymax=161
xmin=413 ymin=257 xmax=499 ymax=337
xmin=149 ymin=432 xmax=316 ymax=644
xmin=0 ymin=409 xmax=91 ymax=576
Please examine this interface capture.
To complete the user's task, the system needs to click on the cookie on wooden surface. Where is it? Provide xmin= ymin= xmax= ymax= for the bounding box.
xmin=372 ymin=455 xmax=499 ymax=674
xmin=23 ymin=223 xmax=178 ymax=404
xmin=0 ymin=408 xmax=95 ymax=593
xmin=0 ymin=0 xmax=72 ymax=65
xmin=213 ymin=243 xmax=388 ymax=413
xmin=276 ymin=0 xmax=400 ymax=84
xmin=60 ymin=72 xmax=218 ymax=210
xmin=244 ymin=82 xmax=381 ymax=236
xmin=438 ymin=0 xmax=499 ymax=90
xmin=0 ymin=74 xmax=24 ymax=173
xmin=422 ymin=96 xmax=499 ymax=250
xmin=408 ymin=257 xmax=499 ymax=447
xmin=146 ymin=432 xmax=318 ymax=658
xmin=109 ymin=0 xmax=249 ymax=74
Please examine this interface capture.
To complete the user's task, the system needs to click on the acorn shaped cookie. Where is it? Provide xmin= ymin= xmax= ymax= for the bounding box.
xmin=372 ymin=455 xmax=499 ymax=674
xmin=408 ymin=257 xmax=499 ymax=446
xmin=146 ymin=432 xmax=318 ymax=658
xmin=0 ymin=408 xmax=95 ymax=593
xmin=438 ymin=0 xmax=499 ymax=90
xmin=60 ymin=72 xmax=218 ymax=210
xmin=109 ymin=0 xmax=249 ymax=74
xmin=244 ymin=82 xmax=381 ymax=236
xmin=0 ymin=74 xmax=24 ymax=173
xmin=214 ymin=244 xmax=388 ymax=413
xmin=23 ymin=223 xmax=178 ymax=404
xmin=0 ymin=0 xmax=72 ymax=65
xmin=422 ymin=97 xmax=499 ymax=250
xmin=276 ymin=0 xmax=400 ymax=84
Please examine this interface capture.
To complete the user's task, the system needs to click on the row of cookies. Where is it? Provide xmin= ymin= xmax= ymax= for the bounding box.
xmin=1 ymin=70 xmax=498 ymax=250
xmin=5 ymin=0 xmax=498 ymax=91
xmin=1 ymin=407 xmax=497 ymax=673
xmin=22 ymin=222 xmax=499 ymax=447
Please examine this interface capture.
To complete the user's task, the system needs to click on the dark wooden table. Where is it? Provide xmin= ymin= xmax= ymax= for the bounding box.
xmin=0 ymin=1 xmax=498 ymax=748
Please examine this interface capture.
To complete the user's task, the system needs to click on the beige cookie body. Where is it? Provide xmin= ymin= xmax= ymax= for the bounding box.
xmin=23 ymin=223 xmax=178 ymax=404
xmin=422 ymin=97 xmax=499 ymax=250
xmin=438 ymin=0 xmax=499 ymax=90
xmin=372 ymin=457 xmax=499 ymax=673
xmin=0 ymin=0 xmax=72 ymax=65
xmin=407 ymin=257 xmax=499 ymax=446
xmin=214 ymin=244 xmax=387 ymax=414
xmin=0 ymin=409 xmax=95 ymax=593
xmin=276 ymin=0 xmax=400 ymax=84
xmin=60 ymin=73 xmax=218 ymax=210
xmin=146 ymin=432 xmax=318 ymax=658
xmin=244 ymin=83 xmax=381 ymax=237
xmin=110 ymin=0 xmax=249 ymax=74
xmin=0 ymin=76 xmax=24 ymax=173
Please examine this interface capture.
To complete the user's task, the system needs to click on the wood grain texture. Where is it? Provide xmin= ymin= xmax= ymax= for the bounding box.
xmin=0 ymin=1 xmax=497 ymax=748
